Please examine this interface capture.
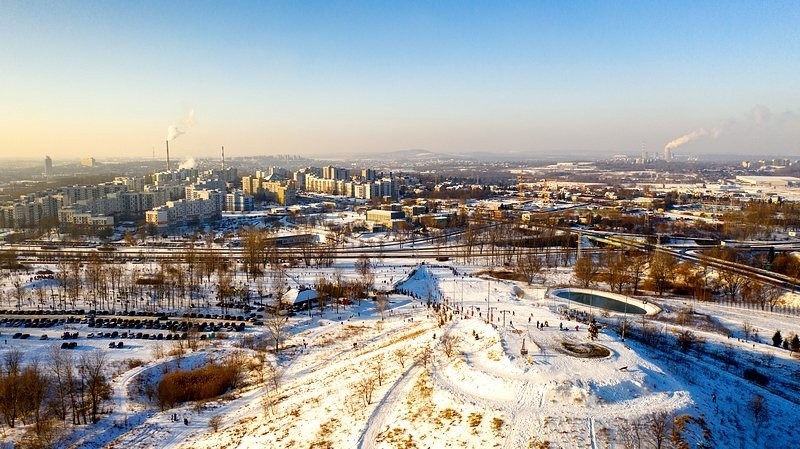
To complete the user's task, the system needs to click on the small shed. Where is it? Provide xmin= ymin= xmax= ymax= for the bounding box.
xmin=281 ymin=288 xmax=320 ymax=310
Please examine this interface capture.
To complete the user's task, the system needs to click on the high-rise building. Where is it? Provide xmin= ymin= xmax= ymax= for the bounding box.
xmin=362 ymin=168 xmax=376 ymax=181
xmin=323 ymin=165 xmax=348 ymax=180
xmin=44 ymin=156 xmax=53 ymax=178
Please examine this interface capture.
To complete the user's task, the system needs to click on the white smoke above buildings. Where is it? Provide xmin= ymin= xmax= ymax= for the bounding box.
xmin=664 ymin=128 xmax=710 ymax=154
xmin=166 ymin=109 xmax=196 ymax=142
xmin=662 ymin=104 xmax=800 ymax=158
xmin=178 ymin=157 xmax=196 ymax=170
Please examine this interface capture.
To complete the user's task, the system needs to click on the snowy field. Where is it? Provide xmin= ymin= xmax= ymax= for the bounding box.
xmin=0 ymin=260 xmax=799 ymax=448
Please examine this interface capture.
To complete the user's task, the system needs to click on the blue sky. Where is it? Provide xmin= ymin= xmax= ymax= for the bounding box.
xmin=1 ymin=1 xmax=798 ymax=159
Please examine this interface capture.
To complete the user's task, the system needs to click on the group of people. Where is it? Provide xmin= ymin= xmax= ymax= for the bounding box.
xmin=169 ymin=413 xmax=189 ymax=426
xmin=527 ymin=318 xmax=579 ymax=332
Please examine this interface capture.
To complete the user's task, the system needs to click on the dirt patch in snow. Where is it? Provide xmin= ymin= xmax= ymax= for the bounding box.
xmin=474 ymin=269 xmax=528 ymax=282
xmin=559 ymin=341 xmax=611 ymax=358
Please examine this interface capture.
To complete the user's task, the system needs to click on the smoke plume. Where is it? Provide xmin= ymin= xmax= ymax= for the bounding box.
xmin=167 ymin=125 xmax=184 ymax=141
xmin=166 ymin=109 xmax=196 ymax=142
xmin=178 ymin=157 xmax=196 ymax=170
xmin=664 ymin=129 xmax=708 ymax=152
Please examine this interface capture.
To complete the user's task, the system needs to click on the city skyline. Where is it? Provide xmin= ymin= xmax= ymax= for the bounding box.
xmin=1 ymin=1 xmax=799 ymax=159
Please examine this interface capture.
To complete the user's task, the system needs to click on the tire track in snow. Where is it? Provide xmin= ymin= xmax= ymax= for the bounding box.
xmin=501 ymin=379 xmax=547 ymax=449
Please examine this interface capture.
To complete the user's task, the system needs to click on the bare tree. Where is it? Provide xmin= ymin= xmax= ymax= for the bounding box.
xmin=750 ymin=394 xmax=768 ymax=444
xmin=47 ymin=346 xmax=72 ymax=422
xmin=393 ymin=348 xmax=409 ymax=369
xmin=186 ymin=325 xmax=202 ymax=352
xmin=716 ymin=269 xmax=745 ymax=302
xmin=515 ymin=251 xmax=543 ymax=284
xmin=440 ymin=335 xmax=461 ymax=359
xmin=270 ymin=265 xmax=288 ymax=301
xmin=151 ymin=341 xmax=166 ymax=360
xmin=0 ymin=349 xmax=23 ymax=428
xmin=620 ymin=419 xmax=643 ymax=449
xmin=77 ymin=351 xmax=110 ymax=423
xmin=573 ymin=255 xmax=597 ymax=288
xmin=257 ymin=351 xmax=283 ymax=416
xmin=372 ymin=354 xmax=386 ymax=387
xmin=419 ymin=346 xmax=433 ymax=368
xmin=763 ymin=284 xmax=785 ymax=312
xmin=375 ymin=293 xmax=390 ymax=321
xmin=606 ymin=251 xmax=632 ymax=293
xmin=646 ymin=411 xmax=670 ymax=449
xmin=216 ymin=272 xmax=234 ymax=315
xmin=241 ymin=227 xmax=266 ymax=279
xmin=21 ymin=359 xmax=49 ymax=435
xmin=628 ymin=251 xmax=648 ymax=295
xmin=356 ymin=375 xmax=376 ymax=406
xmin=355 ymin=254 xmax=374 ymax=297
xmin=265 ymin=308 xmax=289 ymax=354
xmin=742 ymin=320 xmax=753 ymax=341
xmin=648 ymin=252 xmax=677 ymax=296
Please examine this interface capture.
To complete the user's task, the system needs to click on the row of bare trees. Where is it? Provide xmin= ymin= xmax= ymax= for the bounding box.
xmin=573 ymin=250 xmax=651 ymax=294
xmin=241 ymin=227 xmax=337 ymax=279
xmin=572 ymin=249 xmax=786 ymax=309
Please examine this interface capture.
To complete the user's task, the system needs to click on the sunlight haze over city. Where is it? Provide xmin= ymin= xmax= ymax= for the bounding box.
xmin=1 ymin=1 xmax=798 ymax=159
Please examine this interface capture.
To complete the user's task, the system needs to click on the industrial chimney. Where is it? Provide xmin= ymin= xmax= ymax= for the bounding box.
xmin=166 ymin=140 xmax=171 ymax=171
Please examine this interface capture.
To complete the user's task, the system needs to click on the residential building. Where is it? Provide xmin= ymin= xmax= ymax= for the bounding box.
xmin=44 ymin=156 xmax=53 ymax=178
xmin=225 ymin=190 xmax=255 ymax=211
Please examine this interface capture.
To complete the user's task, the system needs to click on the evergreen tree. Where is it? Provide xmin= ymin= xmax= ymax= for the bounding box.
xmin=791 ymin=334 xmax=800 ymax=353
xmin=772 ymin=330 xmax=783 ymax=347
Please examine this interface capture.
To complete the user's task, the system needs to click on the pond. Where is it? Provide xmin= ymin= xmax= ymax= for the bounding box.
xmin=553 ymin=290 xmax=647 ymax=315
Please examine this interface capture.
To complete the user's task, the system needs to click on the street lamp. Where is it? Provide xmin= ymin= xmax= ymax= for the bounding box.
xmin=486 ymin=278 xmax=491 ymax=324
xmin=622 ymin=294 xmax=628 ymax=341
xmin=499 ymin=309 xmax=511 ymax=327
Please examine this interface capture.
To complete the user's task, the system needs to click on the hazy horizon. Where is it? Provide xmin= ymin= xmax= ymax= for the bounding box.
xmin=1 ymin=1 xmax=798 ymax=160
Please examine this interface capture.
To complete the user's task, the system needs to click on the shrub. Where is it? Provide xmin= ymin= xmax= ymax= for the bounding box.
xmin=676 ymin=330 xmax=701 ymax=353
xmin=126 ymin=359 xmax=146 ymax=369
xmin=209 ymin=415 xmax=222 ymax=432
xmin=157 ymin=363 xmax=239 ymax=408
xmin=743 ymin=368 xmax=769 ymax=386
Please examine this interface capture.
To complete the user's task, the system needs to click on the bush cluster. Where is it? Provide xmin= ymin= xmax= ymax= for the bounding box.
xmin=157 ymin=364 xmax=238 ymax=408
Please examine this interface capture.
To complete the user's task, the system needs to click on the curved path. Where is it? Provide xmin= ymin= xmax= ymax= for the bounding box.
xmin=357 ymin=362 xmax=423 ymax=449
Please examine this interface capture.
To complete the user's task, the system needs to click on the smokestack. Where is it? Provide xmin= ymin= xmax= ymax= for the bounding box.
xmin=166 ymin=140 xmax=170 ymax=171
xmin=221 ymin=146 xmax=225 ymax=170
